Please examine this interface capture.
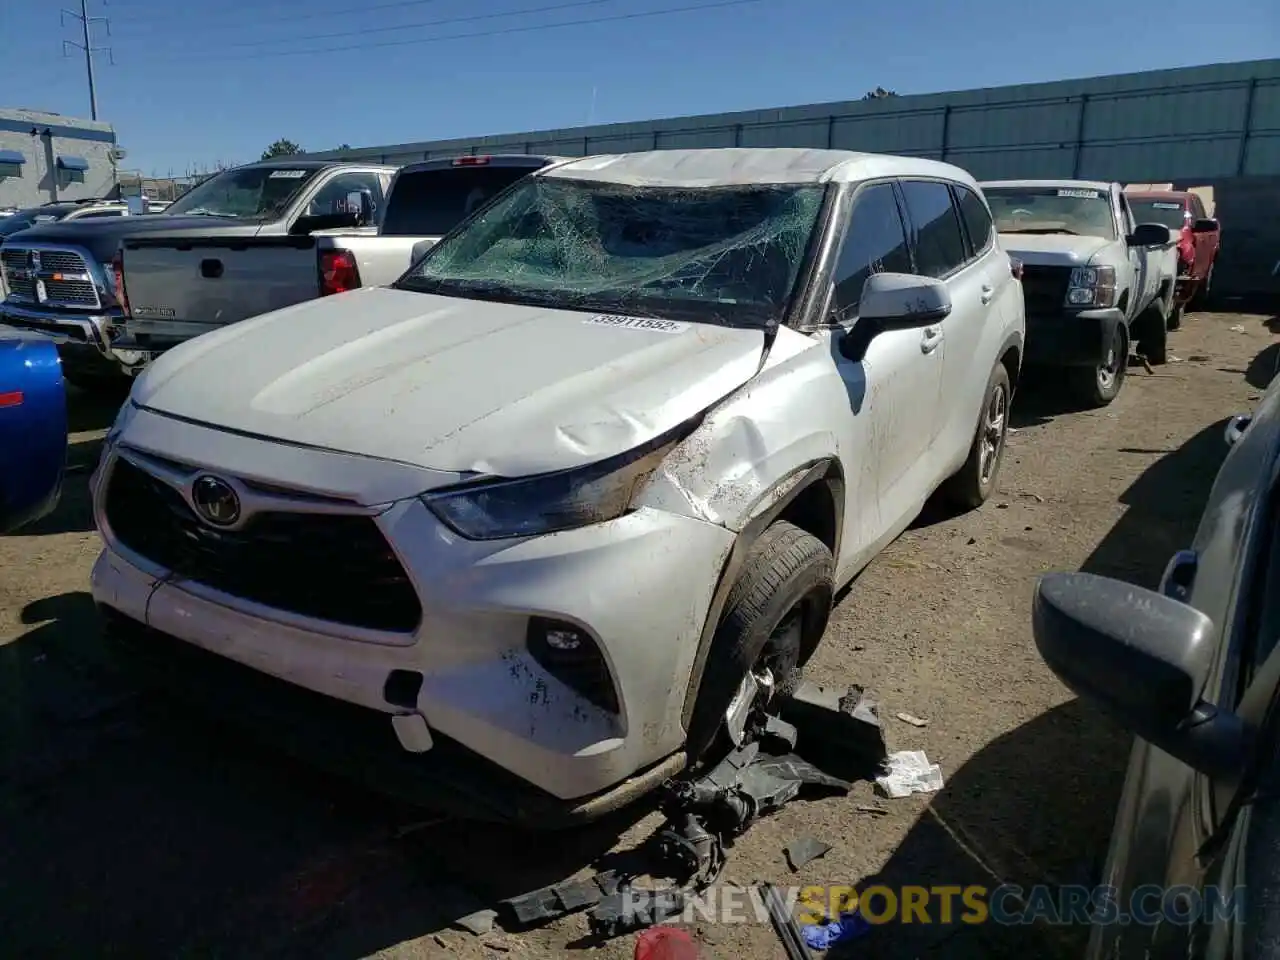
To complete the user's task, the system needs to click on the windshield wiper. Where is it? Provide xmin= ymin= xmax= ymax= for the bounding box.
xmin=1001 ymin=227 xmax=1081 ymax=236
xmin=174 ymin=208 xmax=236 ymax=218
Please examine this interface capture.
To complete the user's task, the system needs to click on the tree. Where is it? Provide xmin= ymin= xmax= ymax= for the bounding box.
xmin=336 ymin=143 xmax=352 ymax=151
xmin=861 ymin=87 xmax=899 ymax=100
xmin=261 ymin=138 xmax=303 ymax=160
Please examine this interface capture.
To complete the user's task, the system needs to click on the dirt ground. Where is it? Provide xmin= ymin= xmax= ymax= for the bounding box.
xmin=1 ymin=307 xmax=1277 ymax=960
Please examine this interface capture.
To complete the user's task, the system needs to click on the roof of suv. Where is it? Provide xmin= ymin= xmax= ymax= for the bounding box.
xmin=541 ymin=148 xmax=979 ymax=188
xmin=981 ymin=178 xmax=1115 ymax=192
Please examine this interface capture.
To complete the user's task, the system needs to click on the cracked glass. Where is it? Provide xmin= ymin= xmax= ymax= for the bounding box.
xmin=398 ymin=176 xmax=827 ymax=328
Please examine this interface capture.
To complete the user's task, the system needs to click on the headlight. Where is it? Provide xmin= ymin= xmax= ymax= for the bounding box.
xmin=422 ymin=429 xmax=688 ymax=541
xmin=1065 ymin=266 xmax=1117 ymax=308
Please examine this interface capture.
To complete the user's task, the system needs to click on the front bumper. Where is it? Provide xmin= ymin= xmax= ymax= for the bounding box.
xmin=90 ymin=421 xmax=735 ymax=812
xmin=1024 ymin=307 xmax=1124 ymax=368
xmin=0 ymin=302 xmax=145 ymax=376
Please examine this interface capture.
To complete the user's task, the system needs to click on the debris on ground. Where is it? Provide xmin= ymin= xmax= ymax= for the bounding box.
xmin=895 ymin=711 xmax=928 ymax=728
xmin=634 ymin=926 xmax=700 ymax=959
xmin=801 ymin=908 xmax=872 ymax=951
xmin=455 ymin=908 xmax=499 ymax=936
xmin=854 ymin=804 xmax=890 ymax=816
xmin=761 ymin=882 xmax=816 ymax=958
xmin=784 ymin=836 xmax=832 ymax=872
xmin=1230 ymin=324 xmax=1246 ymax=333
xmin=875 ymin=750 xmax=945 ymax=799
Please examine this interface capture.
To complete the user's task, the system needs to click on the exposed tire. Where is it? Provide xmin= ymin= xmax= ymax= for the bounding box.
xmin=1192 ymin=262 xmax=1214 ymax=308
xmin=941 ymin=362 xmax=1011 ymax=510
xmin=685 ymin=521 xmax=833 ymax=764
xmin=1140 ymin=307 xmax=1169 ymax=366
xmin=1166 ymin=302 xmax=1183 ymax=331
xmin=1069 ymin=321 xmax=1127 ymax=408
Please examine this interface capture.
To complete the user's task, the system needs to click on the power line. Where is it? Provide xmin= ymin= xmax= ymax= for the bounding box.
xmin=61 ymin=0 xmax=113 ymax=120
xmin=110 ymin=0 xmax=449 ymax=30
xmin=132 ymin=0 xmax=765 ymax=64
xmin=148 ymin=0 xmax=617 ymax=52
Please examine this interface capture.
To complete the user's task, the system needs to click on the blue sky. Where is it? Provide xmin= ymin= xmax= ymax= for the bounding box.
xmin=1 ymin=0 xmax=1275 ymax=176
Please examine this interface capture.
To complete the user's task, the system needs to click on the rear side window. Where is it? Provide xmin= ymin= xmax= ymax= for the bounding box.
xmin=831 ymin=183 xmax=912 ymax=318
xmin=900 ymin=180 xmax=967 ymax=278
xmin=381 ymin=165 xmax=542 ymax=237
xmin=955 ymin=186 xmax=993 ymax=256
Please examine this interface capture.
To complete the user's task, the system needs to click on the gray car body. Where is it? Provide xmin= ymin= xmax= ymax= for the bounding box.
xmin=1086 ymin=371 xmax=1280 ymax=958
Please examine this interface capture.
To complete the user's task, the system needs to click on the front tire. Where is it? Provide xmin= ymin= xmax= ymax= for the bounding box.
xmin=942 ymin=362 xmax=1011 ymax=510
xmin=685 ymin=521 xmax=833 ymax=764
xmin=1069 ymin=321 xmax=1127 ymax=408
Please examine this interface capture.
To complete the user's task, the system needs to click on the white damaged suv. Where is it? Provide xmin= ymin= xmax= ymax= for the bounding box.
xmin=91 ymin=148 xmax=1025 ymax=824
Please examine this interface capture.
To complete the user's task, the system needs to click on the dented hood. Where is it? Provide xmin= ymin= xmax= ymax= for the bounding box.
xmin=132 ymin=286 xmax=766 ymax=477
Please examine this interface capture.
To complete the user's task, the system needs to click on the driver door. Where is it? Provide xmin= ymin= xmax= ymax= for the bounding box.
xmin=827 ymin=181 xmax=944 ymax=566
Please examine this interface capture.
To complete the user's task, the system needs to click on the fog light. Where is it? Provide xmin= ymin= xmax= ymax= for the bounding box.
xmin=527 ymin=616 xmax=619 ymax=714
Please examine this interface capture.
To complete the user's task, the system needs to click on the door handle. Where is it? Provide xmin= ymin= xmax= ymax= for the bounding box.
xmin=921 ymin=326 xmax=942 ymax=354
xmin=980 ymin=284 xmax=994 ymax=304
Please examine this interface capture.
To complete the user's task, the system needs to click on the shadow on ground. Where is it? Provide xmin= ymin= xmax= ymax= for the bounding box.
xmin=831 ymin=417 xmax=1229 ymax=958
xmin=0 ymin=591 xmax=647 ymax=959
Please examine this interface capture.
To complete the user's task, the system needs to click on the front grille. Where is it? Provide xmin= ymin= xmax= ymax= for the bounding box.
xmin=104 ymin=457 xmax=423 ymax=633
xmin=0 ymin=246 xmax=102 ymax=309
xmin=1019 ymin=265 xmax=1073 ymax=316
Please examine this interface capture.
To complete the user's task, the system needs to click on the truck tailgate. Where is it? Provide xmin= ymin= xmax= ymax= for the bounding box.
xmin=121 ymin=236 xmax=319 ymax=343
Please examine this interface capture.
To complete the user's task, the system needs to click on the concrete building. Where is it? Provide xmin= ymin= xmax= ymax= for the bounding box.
xmin=0 ymin=107 xmax=119 ymax=210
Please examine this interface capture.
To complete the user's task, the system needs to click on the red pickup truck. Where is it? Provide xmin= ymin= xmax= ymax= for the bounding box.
xmin=1125 ymin=190 xmax=1220 ymax=327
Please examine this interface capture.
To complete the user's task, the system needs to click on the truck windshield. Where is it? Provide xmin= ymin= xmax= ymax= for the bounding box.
xmin=0 ymin=208 xmax=70 ymax=235
xmin=165 ymin=166 xmax=321 ymax=220
xmin=396 ymin=176 xmax=826 ymax=328
xmin=1126 ymin=198 xmax=1188 ymax=231
xmin=985 ymin=186 xmax=1117 ymax=240
xmin=382 ymin=165 xmax=543 ymax=237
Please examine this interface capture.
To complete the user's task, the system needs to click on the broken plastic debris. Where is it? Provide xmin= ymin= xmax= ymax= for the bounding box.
xmin=455 ymin=908 xmax=499 ymax=936
xmin=1230 ymin=325 xmax=1246 ymax=333
xmin=875 ymin=750 xmax=944 ymax=799
xmin=784 ymin=836 xmax=832 ymax=872
xmin=895 ymin=712 xmax=929 ymax=727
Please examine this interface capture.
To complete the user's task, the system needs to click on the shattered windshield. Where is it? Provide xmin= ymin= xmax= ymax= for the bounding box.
xmin=397 ymin=176 xmax=827 ymax=327
xmin=164 ymin=166 xmax=321 ymax=220
xmin=985 ymin=186 xmax=1118 ymax=240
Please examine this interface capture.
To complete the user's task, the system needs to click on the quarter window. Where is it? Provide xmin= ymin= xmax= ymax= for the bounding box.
xmin=900 ymin=180 xmax=967 ymax=278
xmin=955 ymin=186 xmax=994 ymax=257
xmin=831 ymin=183 xmax=912 ymax=318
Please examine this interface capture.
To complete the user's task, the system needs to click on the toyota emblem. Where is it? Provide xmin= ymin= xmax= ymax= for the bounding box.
xmin=191 ymin=475 xmax=241 ymax=526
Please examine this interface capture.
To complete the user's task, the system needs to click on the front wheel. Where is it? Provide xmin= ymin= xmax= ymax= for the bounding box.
xmin=941 ymin=362 xmax=1011 ymax=510
xmin=1069 ymin=322 xmax=1127 ymax=408
xmin=685 ymin=521 xmax=833 ymax=764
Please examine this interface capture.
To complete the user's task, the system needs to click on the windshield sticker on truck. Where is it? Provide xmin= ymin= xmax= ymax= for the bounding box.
xmin=1057 ymin=189 xmax=1100 ymax=199
xmin=33 ymin=215 xmax=56 ymax=222
xmin=268 ymin=169 xmax=309 ymax=179
xmin=1151 ymin=202 xmax=1183 ymax=210
xmin=584 ymin=314 xmax=690 ymax=334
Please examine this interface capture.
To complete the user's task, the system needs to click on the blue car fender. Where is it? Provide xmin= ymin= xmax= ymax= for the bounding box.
xmin=0 ymin=330 xmax=68 ymax=534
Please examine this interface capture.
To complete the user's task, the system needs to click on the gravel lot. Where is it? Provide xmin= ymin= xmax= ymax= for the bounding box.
xmin=1 ymin=308 xmax=1276 ymax=959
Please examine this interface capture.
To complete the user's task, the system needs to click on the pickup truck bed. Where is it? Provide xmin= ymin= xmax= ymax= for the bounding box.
xmin=117 ymin=155 xmax=559 ymax=362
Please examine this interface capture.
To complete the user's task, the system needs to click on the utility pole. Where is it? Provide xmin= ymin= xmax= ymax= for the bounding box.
xmin=62 ymin=0 xmax=113 ymax=121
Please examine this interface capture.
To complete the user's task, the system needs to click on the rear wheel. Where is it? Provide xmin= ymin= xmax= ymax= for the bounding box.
xmin=1166 ymin=302 xmax=1183 ymax=331
xmin=1139 ymin=307 xmax=1169 ymax=366
xmin=1069 ymin=322 xmax=1127 ymax=408
xmin=685 ymin=521 xmax=833 ymax=764
xmin=941 ymin=363 xmax=1011 ymax=510
xmin=1192 ymin=263 xmax=1215 ymax=308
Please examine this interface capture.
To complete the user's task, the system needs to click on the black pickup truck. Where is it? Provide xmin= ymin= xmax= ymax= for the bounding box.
xmin=0 ymin=158 xmax=395 ymax=391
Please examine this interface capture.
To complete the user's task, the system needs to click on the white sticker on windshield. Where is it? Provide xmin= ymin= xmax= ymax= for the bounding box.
xmin=33 ymin=215 xmax=56 ymax=222
xmin=1057 ymin=189 xmax=1100 ymax=199
xmin=584 ymin=314 xmax=689 ymax=334
xmin=268 ymin=169 xmax=308 ymax=179
xmin=1151 ymin=202 xmax=1183 ymax=210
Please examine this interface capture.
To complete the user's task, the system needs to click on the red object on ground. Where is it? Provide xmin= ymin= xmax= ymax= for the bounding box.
xmin=634 ymin=926 xmax=700 ymax=960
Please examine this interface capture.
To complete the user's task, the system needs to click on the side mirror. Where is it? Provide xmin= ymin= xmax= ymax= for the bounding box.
xmin=838 ymin=273 xmax=951 ymax=363
xmin=1032 ymin=572 xmax=1250 ymax=777
xmin=344 ymin=189 xmax=375 ymax=227
xmin=857 ymin=272 xmax=952 ymax=324
xmin=1192 ymin=218 xmax=1219 ymax=234
xmin=291 ymin=210 xmax=361 ymax=235
xmin=1128 ymin=222 xmax=1172 ymax=247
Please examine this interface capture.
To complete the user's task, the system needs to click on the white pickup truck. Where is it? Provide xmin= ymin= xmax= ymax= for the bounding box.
xmin=114 ymin=154 xmax=558 ymax=370
xmin=981 ymin=179 xmax=1177 ymax=407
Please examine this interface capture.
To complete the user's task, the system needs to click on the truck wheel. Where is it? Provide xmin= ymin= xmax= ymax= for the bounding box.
xmin=1070 ymin=323 xmax=1127 ymax=408
xmin=1139 ymin=308 xmax=1169 ymax=366
xmin=63 ymin=369 xmax=131 ymax=398
xmin=1192 ymin=263 xmax=1214 ymax=308
xmin=942 ymin=362 xmax=1011 ymax=510
xmin=1166 ymin=303 xmax=1183 ymax=331
xmin=685 ymin=521 xmax=833 ymax=764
